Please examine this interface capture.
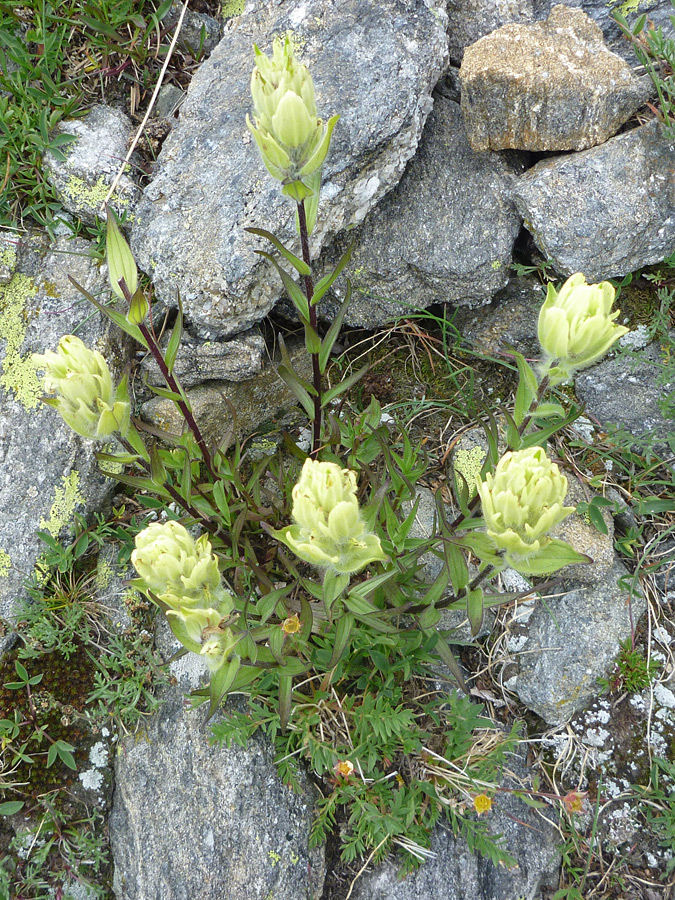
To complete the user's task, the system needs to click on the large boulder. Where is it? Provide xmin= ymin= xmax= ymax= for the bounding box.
xmin=512 ymin=120 xmax=675 ymax=280
xmin=130 ymin=0 xmax=449 ymax=338
xmin=319 ymin=91 xmax=523 ymax=328
xmin=110 ymin=686 xmax=324 ymax=900
xmin=459 ymin=5 xmax=648 ymax=151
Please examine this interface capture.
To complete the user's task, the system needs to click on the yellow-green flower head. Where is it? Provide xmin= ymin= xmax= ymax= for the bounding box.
xmin=477 ymin=447 xmax=575 ymax=561
xmin=131 ymin=520 xmax=233 ymax=612
xmin=275 ymin=459 xmax=387 ymax=574
xmin=246 ymin=34 xmax=339 ymax=200
xmin=33 ymin=335 xmax=130 ymax=439
xmin=538 ymin=274 xmax=629 ymax=378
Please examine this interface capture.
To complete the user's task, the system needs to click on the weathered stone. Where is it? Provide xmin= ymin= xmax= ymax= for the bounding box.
xmin=351 ymin=752 xmax=559 ymax=900
xmin=109 ymin=685 xmax=324 ymax=900
xmin=43 ymin=105 xmax=141 ymax=225
xmin=164 ymin=0 xmax=222 ymax=56
xmin=574 ymin=334 xmax=675 ymax=455
xmin=514 ymin=559 xmax=647 ymax=725
xmin=449 ymin=274 xmax=545 ymax=358
xmin=140 ymin=326 xmax=265 ymax=387
xmin=141 ymin=342 xmax=313 ymax=448
xmin=447 ymin=0 xmax=536 ymax=64
xmin=513 ymin=120 xmax=675 ymax=280
xmin=131 ymin=0 xmax=449 ymax=338
xmin=0 ymin=234 xmax=130 ymax=652
xmin=320 ymin=93 xmax=522 ymax=328
xmin=460 ymin=5 xmax=648 ymax=151
xmin=0 ymin=231 xmax=20 ymax=285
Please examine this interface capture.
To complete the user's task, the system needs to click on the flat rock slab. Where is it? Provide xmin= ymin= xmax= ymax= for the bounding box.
xmin=131 ymin=0 xmax=449 ymax=338
xmin=514 ymin=559 xmax=647 ymax=725
xmin=0 ymin=234 xmax=128 ymax=652
xmin=513 ymin=120 xmax=675 ymax=280
xmin=320 ymin=92 xmax=522 ymax=328
xmin=110 ymin=686 xmax=324 ymax=900
xmin=460 ymin=5 xmax=647 ymax=151
xmin=351 ymin=753 xmax=559 ymax=900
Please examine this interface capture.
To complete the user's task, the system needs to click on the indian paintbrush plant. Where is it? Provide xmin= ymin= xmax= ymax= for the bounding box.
xmin=31 ymin=34 xmax=630 ymax=869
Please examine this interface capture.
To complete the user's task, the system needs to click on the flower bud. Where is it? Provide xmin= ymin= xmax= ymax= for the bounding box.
xmin=199 ymin=628 xmax=238 ymax=673
xmin=33 ymin=335 xmax=130 ymax=439
xmin=538 ymin=273 xmax=629 ymax=379
xmin=273 ymin=459 xmax=387 ymax=574
xmin=247 ymin=34 xmax=339 ymax=199
xmin=131 ymin=520 xmax=233 ymax=613
xmin=476 ymin=447 xmax=575 ymax=564
xmin=106 ymin=207 xmax=138 ymax=302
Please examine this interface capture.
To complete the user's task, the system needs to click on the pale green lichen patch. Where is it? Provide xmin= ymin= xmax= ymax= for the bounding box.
xmin=0 ymin=243 xmax=17 ymax=270
xmin=39 ymin=471 xmax=86 ymax=538
xmin=0 ymin=549 xmax=12 ymax=578
xmin=64 ymin=174 xmax=133 ymax=216
xmin=453 ymin=446 xmax=486 ymax=496
xmin=222 ymin=0 xmax=245 ymax=15
xmin=0 ymin=273 xmax=42 ymax=409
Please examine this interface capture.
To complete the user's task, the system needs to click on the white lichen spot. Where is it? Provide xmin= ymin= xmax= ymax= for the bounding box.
xmin=0 ymin=273 xmax=43 ymax=409
xmin=39 ymin=471 xmax=86 ymax=538
xmin=89 ymin=741 xmax=109 ymax=767
xmin=654 ymin=683 xmax=675 ymax=709
xmin=79 ymin=766 xmax=104 ymax=793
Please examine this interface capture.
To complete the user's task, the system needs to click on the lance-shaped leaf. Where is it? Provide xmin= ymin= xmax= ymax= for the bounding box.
xmin=424 ymin=629 xmax=467 ymax=692
xmin=322 ymin=364 xmax=369 ymax=405
xmin=245 ymin=227 xmax=310 ymax=276
xmin=279 ymin=672 xmax=293 ymax=734
xmin=208 ymin=656 xmax=241 ymax=720
xmin=310 ymin=242 xmax=353 ymax=307
xmin=318 ymin=286 xmax=351 ymax=374
xmin=255 ymin=248 xmax=310 ymax=319
xmin=165 ymin=300 xmax=184 ymax=375
xmin=510 ymin=540 xmax=592 ymax=576
xmin=328 ymin=612 xmax=355 ymax=668
xmin=68 ymin=276 xmax=149 ymax=348
xmin=466 ymin=587 xmax=484 ymax=636
xmin=513 ymin=351 xmax=539 ymax=427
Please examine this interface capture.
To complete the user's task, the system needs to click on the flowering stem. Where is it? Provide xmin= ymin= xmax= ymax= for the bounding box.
xmin=136 ymin=320 xmax=219 ymax=481
xmin=296 ymin=200 xmax=322 ymax=458
xmin=517 ymin=374 xmax=551 ymax=438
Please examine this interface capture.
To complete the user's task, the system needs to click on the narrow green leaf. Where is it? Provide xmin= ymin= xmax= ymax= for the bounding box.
xmin=427 ymin=631 xmax=467 ymax=692
xmin=212 ymin=479 xmax=232 ymax=527
xmin=0 ymin=801 xmax=24 ymax=815
xmin=310 ymin=242 xmax=354 ymax=307
xmin=277 ymin=364 xmax=316 ymax=418
xmin=207 ymin=657 xmax=241 ymax=720
xmin=466 ymin=587 xmax=484 ymax=636
xmin=67 ymin=276 xmax=148 ymax=348
xmin=165 ymin=304 xmax=183 ymax=375
xmin=145 ymin=383 xmax=185 ymax=403
xmin=245 ymin=227 xmax=311 ymax=276
xmin=418 ymin=603 xmax=441 ymax=630
xmin=268 ymin=624 xmax=285 ymax=665
xmin=328 ymin=613 xmax=355 ymax=668
xmin=511 ymin=539 xmax=592 ymax=576
xmin=256 ymin=249 xmax=311 ymax=319
xmin=318 ymin=284 xmax=351 ymax=374
xmin=444 ymin=539 xmax=470 ymax=594
xmin=322 ymin=364 xmax=369 ymax=405
xmin=279 ymin=673 xmax=293 ymax=734
xmin=513 ymin=352 xmax=538 ymax=427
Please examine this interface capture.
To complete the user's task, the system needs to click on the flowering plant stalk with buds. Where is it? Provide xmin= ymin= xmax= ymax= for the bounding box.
xmin=31 ymin=32 xmax=637 ymax=869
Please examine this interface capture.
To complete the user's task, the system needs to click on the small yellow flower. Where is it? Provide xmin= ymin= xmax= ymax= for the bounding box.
xmin=281 ymin=613 xmax=301 ymax=635
xmin=473 ymin=793 xmax=493 ymax=815
xmin=334 ymin=759 xmax=354 ymax=779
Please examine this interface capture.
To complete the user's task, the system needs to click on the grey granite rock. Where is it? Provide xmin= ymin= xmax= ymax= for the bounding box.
xmin=351 ymin=752 xmax=559 ymax=900
xmin=513 ymin=120 xmax=675 ymax=280
xmin=447 ymin=0 xmax=536 ymax=64
xmin=0 ymin=231 xmax=20 ymax=285
xmin=460 ymin=5 xmax=648 ymax=151
xmin=0 ymin=234 xmax=130 ymax=652
xmin=574 ymin=335 xmax=675 ymax=455
xmin=319 ymin=93 xmax=522 ymax=327
xmin=110 ymin=684 xmax=324 ymax=900
xmin=43 ymin=105 xmax=140 ymax=225
xmin=449 ymin=274 xmax=545 ymax=359
xmin=131 ymin=0 xmax=449 ymax=338
xmin=514 ymin=558 xmax=647 ymax=725
xmin=140 ymin=326 xmax=265 ymax=387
